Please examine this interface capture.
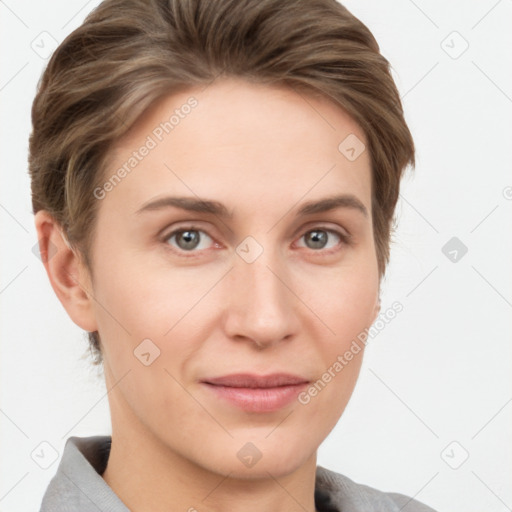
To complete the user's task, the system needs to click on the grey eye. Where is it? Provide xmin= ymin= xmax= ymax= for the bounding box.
xmin=299 ymin=229 xmax=342 ymax=251
xmin=166 ymin=228 xmax=213 ymax=252
xmin=305 ymin=230 xmax=327 ymax=249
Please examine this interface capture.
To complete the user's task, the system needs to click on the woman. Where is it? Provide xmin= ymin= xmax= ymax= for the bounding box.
xmin=29 ymin=0 xmax=436 ymax=510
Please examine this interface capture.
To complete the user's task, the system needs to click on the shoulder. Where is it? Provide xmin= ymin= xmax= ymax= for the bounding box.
xmin=315 ymin=465 xmax=437 ymax=512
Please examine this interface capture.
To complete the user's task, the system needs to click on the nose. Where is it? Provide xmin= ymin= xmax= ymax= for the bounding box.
xmin=222 ymin=247 xmax=300 ymax=350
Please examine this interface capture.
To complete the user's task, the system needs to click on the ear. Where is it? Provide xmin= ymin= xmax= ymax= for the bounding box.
xmin=34 ymin=210 xmax=98 ymax=332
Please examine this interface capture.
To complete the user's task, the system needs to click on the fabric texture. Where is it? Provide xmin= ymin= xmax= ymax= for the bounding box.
xmin=39 ymin=436 xmax=437 ymax=511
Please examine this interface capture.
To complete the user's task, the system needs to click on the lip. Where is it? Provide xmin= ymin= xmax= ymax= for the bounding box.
xmin=201 ymin=373 xmax=310 ymax=413
xmin=203 ymin=373 xmax=309 ymax=388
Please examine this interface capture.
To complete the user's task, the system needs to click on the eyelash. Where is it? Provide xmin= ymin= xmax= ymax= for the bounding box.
xmin=161 ymin=224 xmax=352 ymax=257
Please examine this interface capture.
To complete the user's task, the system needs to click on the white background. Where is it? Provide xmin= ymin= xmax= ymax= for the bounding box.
xmin=1 ymin=1 xmax=511 ymax=511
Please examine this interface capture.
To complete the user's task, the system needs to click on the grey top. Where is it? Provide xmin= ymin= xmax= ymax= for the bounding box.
xmin=39 ymin=436 xmax=437 ymax=511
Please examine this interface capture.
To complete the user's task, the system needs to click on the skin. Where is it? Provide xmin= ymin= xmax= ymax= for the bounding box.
xmin=35 ymin=77 xmax=381 ymax=512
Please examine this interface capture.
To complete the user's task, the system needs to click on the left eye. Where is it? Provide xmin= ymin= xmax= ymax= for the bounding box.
xmin=296 ymin=229 xmax=344 ymax=251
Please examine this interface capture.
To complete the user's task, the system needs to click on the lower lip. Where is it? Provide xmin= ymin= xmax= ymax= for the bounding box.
xmin=202 ymin=382 xmax=309 ymax=413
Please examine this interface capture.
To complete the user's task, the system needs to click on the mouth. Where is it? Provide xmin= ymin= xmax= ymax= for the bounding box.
xmin=200 ymin=373 xmax=310 ymax=413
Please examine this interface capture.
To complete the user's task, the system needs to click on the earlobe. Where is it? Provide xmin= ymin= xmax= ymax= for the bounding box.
xmin=34 ymin=210 xmax=98 ymax=332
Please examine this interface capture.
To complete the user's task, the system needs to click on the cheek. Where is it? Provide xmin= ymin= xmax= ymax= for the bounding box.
xmin=93 ymin=254 xmax=218 ymax=434
xmin=91 ymin=248 xmax=217 ymax=347
xmin=295 ymin=272 xmax=375 ymax=434
xmin=294 ymin=249 xmax=378 ymax=409
xmin=296 ymin=250 xmax=379 ymax=345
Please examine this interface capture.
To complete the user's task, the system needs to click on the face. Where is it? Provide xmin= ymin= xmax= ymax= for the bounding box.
xmin=85 ymin=77 xmax=379 ymax=478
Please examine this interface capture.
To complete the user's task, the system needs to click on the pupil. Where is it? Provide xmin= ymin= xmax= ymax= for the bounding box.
xmin=178 ymin=230 xmax=199 ymax=250
xmin=307 ymin=230 xmax=327 ymax=249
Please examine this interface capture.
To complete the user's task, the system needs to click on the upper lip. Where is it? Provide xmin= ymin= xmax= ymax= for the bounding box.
xmin=202 ymin=373 xmax=309 ymax=388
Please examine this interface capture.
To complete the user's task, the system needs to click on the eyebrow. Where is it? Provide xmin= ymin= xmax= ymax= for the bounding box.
xmin=135 ymin=193 xmax=368 ymax=219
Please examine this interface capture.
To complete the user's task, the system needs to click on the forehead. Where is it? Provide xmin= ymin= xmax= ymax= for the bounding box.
xmin=102 ymin=77 xmax=372 ymax=217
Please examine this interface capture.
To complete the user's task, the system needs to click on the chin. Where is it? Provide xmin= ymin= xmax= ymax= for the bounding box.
xmin=198 ymin=437 xmax=316 ymax=480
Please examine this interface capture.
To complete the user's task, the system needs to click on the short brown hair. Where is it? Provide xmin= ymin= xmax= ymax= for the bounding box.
xmin=28 ymin=0 xmax=415 ymax=366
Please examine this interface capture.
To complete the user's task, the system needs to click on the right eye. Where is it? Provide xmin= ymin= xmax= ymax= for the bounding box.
xmin=163 ymin=226 xmax=217 ymax=254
